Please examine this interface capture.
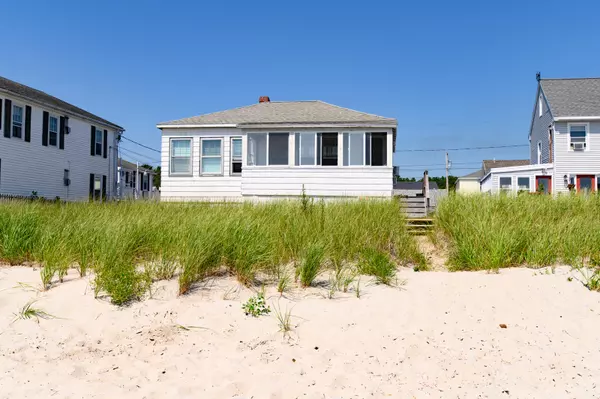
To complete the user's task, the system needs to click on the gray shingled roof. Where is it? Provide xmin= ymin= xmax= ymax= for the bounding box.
xmin=540 ymin=78 xmax=600 ymax=117
xmin=158 ymin=100 xmax=397 ymax=127
xmin=0 ymin=76 xmax=123 ymax=130
xmin=459 ymin=169 xmax=484 ymax=179
xmin=483 ymin=160 xmax=529 ymax=174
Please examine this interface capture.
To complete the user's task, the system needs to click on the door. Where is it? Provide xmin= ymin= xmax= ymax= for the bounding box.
xmin=536 ymin=176 xmax=552 ymax=194
xmin=576 ymin=175 xmax=595 ymax=192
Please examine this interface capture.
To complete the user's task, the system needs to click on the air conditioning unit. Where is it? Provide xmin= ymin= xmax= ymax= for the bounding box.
xmin=573 ymin=142 xmax=585 ymax=151
xmin=64 ymin=178 xmax=71 ymax=186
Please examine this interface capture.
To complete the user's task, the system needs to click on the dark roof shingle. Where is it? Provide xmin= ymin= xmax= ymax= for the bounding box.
xmin=540 ymin=78 xmax=600 ymax=117
xmin=0 ymin=76 xmax=123 ymax=130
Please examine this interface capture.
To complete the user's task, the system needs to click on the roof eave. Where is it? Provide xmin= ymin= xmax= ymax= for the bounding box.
xmin=554 ymin=116 xmax=600 ymax=121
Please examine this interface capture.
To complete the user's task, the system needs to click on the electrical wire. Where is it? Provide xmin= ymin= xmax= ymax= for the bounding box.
xmin=121 ymin=136 xmax=161 ymax=153
xmin=119 ymin=147 xmax=161 ymax=163
xmin=396 ymin=144 xmax=528 ymax=152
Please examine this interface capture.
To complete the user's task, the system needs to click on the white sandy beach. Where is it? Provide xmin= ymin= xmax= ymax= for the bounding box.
xmin=1 ymin=266 xmax=599 ymax=399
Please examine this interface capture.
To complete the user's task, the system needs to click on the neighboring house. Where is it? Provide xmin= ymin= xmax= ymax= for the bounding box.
xmin=460 ymin=160 xmax=529 ymax=194
xmin=455 ymin=170 xmax=483 ymax=193
xmin=0 ymin=76 xmax=124 ymax=201
xmin=157 ymin=97 xmax=396 ymax=201
xmin=393 ymin=181 xmax=439 ymax=197
xmin=482 ymin=75 xmax=600 ymax=194
xmin=117 ymin=159 xmax=157 ymax=200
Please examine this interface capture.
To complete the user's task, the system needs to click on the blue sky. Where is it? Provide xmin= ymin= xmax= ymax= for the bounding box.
xmin=3 ymin=0 xmax=600 ymax=177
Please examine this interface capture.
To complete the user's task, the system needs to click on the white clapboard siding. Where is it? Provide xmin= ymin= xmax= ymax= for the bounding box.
xmin=0 ymin=94 xmax=118 ymax=201
xmin=553 ymin=121 xmax=600 ymax=194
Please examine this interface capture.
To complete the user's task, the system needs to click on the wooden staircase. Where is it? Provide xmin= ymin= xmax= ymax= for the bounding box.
xmin=399 ymin=196 xmax=427 ymax=218
xmin=406 ymin=218 xmax=434 ymax=236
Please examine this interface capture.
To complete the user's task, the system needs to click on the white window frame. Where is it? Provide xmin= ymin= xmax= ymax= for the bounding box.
xmin=12 ymin=103 xmax=24 ymax=139
xmin=230 ymin=137 xmax=242 ymax=175
xmin=247 ymin=132 xmax=290 ymax=167
xmin=49 ymin=115 xmax=59 ymax=147
xmin=517 ymin=176 xmax=531 ymax=192
xmin=95 ymin=127 xmax=103 ymax=156
xmin=537 ymin=141 xmax=542 ymax=164
xmin=499 ymin=176 xmax=512 ymax=192
xmin=538 ymin=94 xmax=543 ymax=117
xmin=200 ymin=137 xmax=223 ymax=176
xmin=297 ymin=132 xmax=318 ymax=166
xmin=94 ymin=175 xmax=102 ymax=200
xmin=169 ymin=137 xmax=193 ymax=176
xmin=568 ymin=122 xmax=589 ymax=151
xmin=344 ymin=132 xmax=366 ymax=166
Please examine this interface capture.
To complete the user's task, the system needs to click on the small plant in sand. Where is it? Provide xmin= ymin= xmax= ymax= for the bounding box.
xmin=277 ymin=272 xmax=291 ymax=296
xmin=273 ymin=302 xmax=294 ymax=337
xmin=358 ymin=248 xmax=397 ymax=286
xmin=40 ymin=265 xmax=55 ymax=290
xmin=574 ymin=265 xmax=600 ymax=292
xmin=355 ymin=277 xmax=362 ymax=298
xmin=242 ymin=293 xmax=271 ymax=317
xmin=13 ymin=300 xmax=55 ymax=323
xmin=297 ymin=243 xmax=324 ymax=288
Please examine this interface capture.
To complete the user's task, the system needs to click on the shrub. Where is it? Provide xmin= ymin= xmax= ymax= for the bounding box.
xmin=358 ymin=248 xmax=396 ymax=285
xmin=297 ymin=243 xmax=324 ymax=287
xmin=242 ymin=293 xmax=271 ymax=317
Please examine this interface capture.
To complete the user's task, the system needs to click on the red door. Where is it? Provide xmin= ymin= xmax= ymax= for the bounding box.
xmin=576 ymin=175 xmax=595 ymax=192
xmin=536 ymin=176 xmax=552 ymax=194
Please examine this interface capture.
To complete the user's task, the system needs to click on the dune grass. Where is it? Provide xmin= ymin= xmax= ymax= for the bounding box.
xmin=435 ymin=193 xmax=600 ymax=271
xmin=0 ymin=199 xmax=425 ymax=305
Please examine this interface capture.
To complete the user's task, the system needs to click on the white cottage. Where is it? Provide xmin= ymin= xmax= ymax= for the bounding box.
xmin=0 ymin=76 xmax=123 ymax=201
xmin=157 ymin=97 xmax=396 ymax=201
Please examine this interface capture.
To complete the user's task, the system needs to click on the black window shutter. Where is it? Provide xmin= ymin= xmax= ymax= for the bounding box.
xmin=0 ymin=98 xmax=3 ymax=132
xmin=103 ymin=130 xmax=108 ymax=158
xmin=102 ymin=175 xmax=107 ymax=200
xmin=42 ymin=111 xmax=49 ymax=146
xmin=90 ymin=126 xmax=96 ymax=155
xmin=4 ymin=99 xmax=12 ymax=138
xmin=59 ymin=116 xmax=65 ymax=150
xmin=89 ymin=174 xmax=95 ymax=201
xmin=25 ymin=106 xmax=32 ymax=142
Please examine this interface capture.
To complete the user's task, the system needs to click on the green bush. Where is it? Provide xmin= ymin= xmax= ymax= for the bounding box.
xmin=358 ymin=248 xmax=396 ymax=285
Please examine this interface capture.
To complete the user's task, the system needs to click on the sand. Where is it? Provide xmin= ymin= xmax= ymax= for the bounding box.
xmin=1 ymin=266 xmax=599 ymax=399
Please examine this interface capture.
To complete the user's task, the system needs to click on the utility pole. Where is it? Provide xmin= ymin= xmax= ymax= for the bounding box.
xmin=445 ymin=152 xmax=450 ymax=191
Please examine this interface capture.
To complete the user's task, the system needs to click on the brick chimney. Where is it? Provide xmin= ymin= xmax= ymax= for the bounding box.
xmin=259 ymin=96 xmax=270 ymax=103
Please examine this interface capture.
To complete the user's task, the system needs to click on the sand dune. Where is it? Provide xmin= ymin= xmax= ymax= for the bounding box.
xmin=1 ymin=266 xmax=599 ymax=398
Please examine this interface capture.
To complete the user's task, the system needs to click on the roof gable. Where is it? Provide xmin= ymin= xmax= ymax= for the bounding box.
xmin=540 ymin=78 xmax=600 ymax=117
xmin=158 ymin=100 xmax=397 ymax=127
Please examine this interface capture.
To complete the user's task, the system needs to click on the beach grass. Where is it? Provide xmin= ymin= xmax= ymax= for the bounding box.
xmin=435 ymin=193 xmax=600 ymax=271
xmin=0 ymin=199 xmax=425 ymax=304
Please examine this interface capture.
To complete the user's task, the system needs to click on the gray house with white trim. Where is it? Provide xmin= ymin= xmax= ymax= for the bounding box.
xmin=158 ymin=97 xmax=396 ymax=201
xmin=482 ymin=75 xmax=600 ymax=194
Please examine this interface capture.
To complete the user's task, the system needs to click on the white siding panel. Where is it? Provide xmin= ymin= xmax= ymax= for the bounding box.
xmin=0 ymin=94 xmax=118 ymax=201
xmin=160 ymin=128 xmax=242 ymax=200
xmin=553 ymin=121 xmax=600 ymax=194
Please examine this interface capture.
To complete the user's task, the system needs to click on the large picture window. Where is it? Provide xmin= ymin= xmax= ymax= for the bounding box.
xmin=247 ymin=133 xmax=289 ymax=166
xmin=343 ymin=133 xmax=364 ymax=166
xmin=170 ymin=138 xmax=192 ymax=175
xmin=342 ymin=132 xmax=387 ymax=166
xmin=201 ymin=138 xmax=222 ymax=175
xmin=295 ymin=133 xmax=316 ymax=166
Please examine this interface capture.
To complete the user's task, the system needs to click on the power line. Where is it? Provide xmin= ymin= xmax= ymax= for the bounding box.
xmin=119 ymin=147 xmax=161 ymax=164
xmin=396 ymin=161 xmax=481 ymax=167
xmin=121 ymin=136 xmax=161 ymax=153
xmin=396 ymin=144 xmax=528 ymax=153
xmin=398 ymin=167 xmax=481 ymax=171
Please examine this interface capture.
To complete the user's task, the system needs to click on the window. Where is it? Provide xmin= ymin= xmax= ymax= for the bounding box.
xmin=296 ymin=133 xmax=317 ymax=165
xmin=94 ymin=175 xmax=102 ymax=200
xmin=12 ymin=105 xmax=23 ymax=138
xmin=342 ymin=132 xmax=387 ymax=166
xmin=537 ymin=141 xmax=542 ymax=164
xmin=499 ymin=177 xmax=512 ymax=191
xmin=142 ymin=173 xmax=149 ymax=191
xmin=247 ymin=133 xmax=289 ymax=166
xmin=538 ymin=95 xmax=543 ymax=117
xmin=170 ymin=138 xmax=192 ymax=175
xmin=95 ymin=128 xmax=103 ymax=155
xmin=231 ymin=137 xmax=242 ymax=175
xmin=569 ymin=124 xmax=587 ymax=150
xmin=343 ymin=133 xmax=364 ymax=166
xmin=49 ymin=116 xmax=58 ymax=147
xmin=517 ymin=177 xmax=530 ymax=191
xmin=201 ymin=138 xmax=222 ymax=175
xmin=320 ymin=133 xmax=338 ymax=166
xmin=125 ymin=171 xmax=130 ymax=184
